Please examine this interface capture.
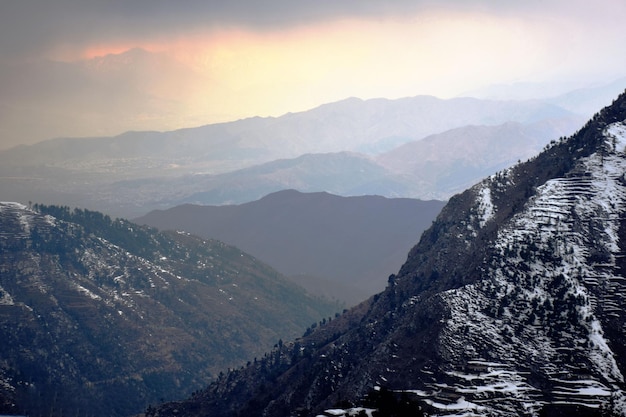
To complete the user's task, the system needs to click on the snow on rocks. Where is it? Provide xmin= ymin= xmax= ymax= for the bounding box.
xmin=425 ymin=120 xmax=626 ymax=415
xmin=0 ymin=284 xmax=14 ymax=305
xmin=605 ymin=121 xmax=626 ymax=154
xmin=476 ymin=185 xmax=495 ymax=228
xmin=318 ymin=408 xmax=376 ymax=417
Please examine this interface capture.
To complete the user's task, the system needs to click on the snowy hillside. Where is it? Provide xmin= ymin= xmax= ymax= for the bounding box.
xmin=425 ymin=120 xmax=626 ymax=415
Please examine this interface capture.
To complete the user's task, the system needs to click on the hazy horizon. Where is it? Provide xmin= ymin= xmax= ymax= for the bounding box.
xmin=1 ymin=0 xmax=625 ymax=150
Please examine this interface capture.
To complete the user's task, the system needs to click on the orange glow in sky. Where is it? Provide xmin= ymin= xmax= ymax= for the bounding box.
xmin=63 ymin=11 xmax=550 ymax=129
xmin=2 ymin=2 xmax=624 ymax=149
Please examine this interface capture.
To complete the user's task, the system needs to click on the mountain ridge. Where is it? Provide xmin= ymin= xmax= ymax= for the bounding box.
xmin=0 ymin=203 xmax=340 ymax=417
xmin=136 ymin=190 xmax=445 ymax=305
xmin=147 ymin=91 xmax=626 ymax=416
xmin=1 ymin=94 xmax=576 ymax=165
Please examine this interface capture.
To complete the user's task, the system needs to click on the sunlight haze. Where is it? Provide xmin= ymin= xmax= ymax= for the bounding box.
xmin=0 ymin=0 xmax=624 ymax=149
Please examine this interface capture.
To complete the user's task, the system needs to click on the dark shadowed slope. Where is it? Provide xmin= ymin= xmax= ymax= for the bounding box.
xmin=0 ymin=204 xmax=339 ymax=417
xmin=136 ymin=190 xmax=446 ymax=305
xmin=148 ymin=91 xmax=626 ymax=417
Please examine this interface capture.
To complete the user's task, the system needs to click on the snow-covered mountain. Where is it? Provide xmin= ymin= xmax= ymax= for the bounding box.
xmin=0 ymin=204 xmax=339 ymax=417
xmin=146 ymin=91 xmax=626 ymax=416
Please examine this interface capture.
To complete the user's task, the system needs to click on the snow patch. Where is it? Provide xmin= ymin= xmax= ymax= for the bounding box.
xmin=0 ymin=284 xmax=15 ymax=305
xmin=0 ymin=202 xmax=27 ymax=211
xmin=605 ymin=121 xmax=626 ymax=154
xmin=424 ymin=397 xmax=485 ymax=412
xmin=320 ymin=408 xmax=375 ymax=417
xmin=476 ymin=185 xmax=495 ymax=228
xmin=75 ymin=284 xmax=102 ymax=301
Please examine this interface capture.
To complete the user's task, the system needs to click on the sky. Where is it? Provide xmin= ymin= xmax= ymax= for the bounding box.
xmin=0 ymin=0 xmax=625 ymax=150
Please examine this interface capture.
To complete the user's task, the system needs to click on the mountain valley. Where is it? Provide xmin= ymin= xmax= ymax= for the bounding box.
xmin=0 ymin=80 xmax=625 ymax=417
xmin=3 ymin=3 xmax=626 ymax=417
xmin=145 ymin=91 xmax=626 ymax=416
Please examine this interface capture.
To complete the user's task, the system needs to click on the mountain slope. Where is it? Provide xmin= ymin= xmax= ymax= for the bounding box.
xmin=147 ymin=92 xmax=626 ymax=417
xmin=136 ymin=190 xmax=446 ymax=305
xmin=154 ymin=152 xmax=414 ymax=208
xmin=377 ymin=118 xmax=583 ymax=199
xmin=0 ymin=204 xmax=339 ymax=417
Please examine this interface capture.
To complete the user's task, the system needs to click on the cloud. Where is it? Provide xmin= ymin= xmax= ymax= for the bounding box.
xmin=0 ymin=0 xmax=625 ymax=149
xmin=4 ymin=0 xmax=617 ymax=61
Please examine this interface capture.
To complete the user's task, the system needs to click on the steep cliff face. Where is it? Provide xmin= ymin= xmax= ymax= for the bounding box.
xmin=149 ymin=91 xmax=626 ymax=417
xmin=0 ymin=205 xmax=338 ymax=417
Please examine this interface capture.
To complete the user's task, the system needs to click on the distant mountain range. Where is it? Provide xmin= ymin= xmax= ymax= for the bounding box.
xmin=0 ymin=89 xmax=609 ymax=218
xmin=145 ymin=90 xmax=626 ymax=417
xmin=0 ymin=203 xmax=340 ymax=417
xmin=468 ymin=76 xmax=626 ymax=115
xmin=0 ymin=94 xmax=577 ymax=169
xmin=136 ymin=190 xmax=446 ymax=305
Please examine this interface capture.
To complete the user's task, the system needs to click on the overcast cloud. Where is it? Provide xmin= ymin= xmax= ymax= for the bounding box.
xmin=0 ymin=0 xmax=625 ymax=149
xmin=2 ymin=0 xmax=619 ymax=60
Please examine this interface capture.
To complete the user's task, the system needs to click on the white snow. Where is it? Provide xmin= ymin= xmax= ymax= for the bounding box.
xmin=75 ymin=284 xmax=102 ymax=301
xmin=17 ymin=210 xmax=34 ymax=234
xmin=325 ymin=409 xmax=348 ymax=416
xmin=0 ymin=285 xmax=15 ymax=305
xmin=320 ymin=408 xmax=376 ymax=417
xmin=424 ymin=397 xmax=485 ymax=413
xmin=0 ymin=202 xmax=27 ymax=211
xmin=605 ymin=122 xmax=626 ymax=153
xmin=476 ymin=185 xmax=495 ymax=228
xmin=551 ymin=377 xmax=612 ymax=390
